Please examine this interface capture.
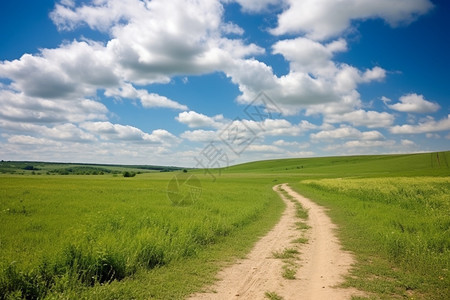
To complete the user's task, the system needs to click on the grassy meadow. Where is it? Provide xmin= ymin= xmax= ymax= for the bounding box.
xmin=0 ymin=174 xmax=284 ymax=299
xmin=0 ymin=151 xmax=449 ymax=299
xmin=295 ymin=177 xmax=449 ymax=299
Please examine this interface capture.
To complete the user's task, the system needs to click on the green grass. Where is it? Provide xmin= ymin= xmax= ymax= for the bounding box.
xmin=0 ymin=173 xmax=284 ymax=299
xmin=1 ymin=151 xmax=448 ymax=299
xmin=282 ymin=265 xmax=296 ymax=280
xmin=225 ymin=151 xmax=450 ymax=178
xmin=292 ymin=237 xmax=308 ymax=244
xmin=272 ymin=248 xmax=299 ymax=260
xmin=265 ymin=291 xmax=284 ymax=300
xmin=293 ymin=176 xmax=449 ymax=299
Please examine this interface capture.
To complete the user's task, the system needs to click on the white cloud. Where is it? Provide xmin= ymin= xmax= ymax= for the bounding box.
xmin=1 ymin=0 xmax=263 ymax=111
xmin=80 ymin=121 xmax=179 ymax=144
xmin=388 ymin=93 xmax=441 ymax=113
xmin=180 ymin=117 xmax=319 ymax=144
xmin=221 ymin=22 xmax=244 ymax=35
xmin=0 ymin=89 xmax=108 ymax=124
xmin=255 ymin=119 xmax=302 ymax=136
xmin=311 ymin=126 xmax=385 ymax=141
xmin=390 ymin=115 xmax=450 ymax=134
xmin=324 ymin=110 xmax=394 ymax=128
xmin=7 ymin=135 xmax=61 ymax=146
xmin=246 ymin=144 xmax=283 ymax=153
xmin=272 ymin=37 xmax=347 ymax=74
xmin=235 ymin=118 xmax=315 ymax=137
xmin=0 ymin=0 xmax=443 ymax=165
xmin=140 ymin=93 xmax=187 ymax=110
xmin=401 ymin=139 xmax=415 ymax=146
xmin=227 ymin=37 xmax=386 ymax=115
xmin=270 ymin=0 xmax=433 ymax=40
xmin=0 ymin=40 xmax=117 ymax=99
xmin=273 ymin=139 xmax=310 ymax=149
xmin=180 ymin=130 xmax=218 ymax=142
xmin=176 ymin=111 xmax=224 ymax=128
xmin=426 ymin=133 xmax=440 ymax=139
xmin=104 ymin=83 xmax=188 ymax=110
xmin=341 ymin=139 xmax=396 ymax=149
xmin=2 ymin=122 xmax=96 ymax=144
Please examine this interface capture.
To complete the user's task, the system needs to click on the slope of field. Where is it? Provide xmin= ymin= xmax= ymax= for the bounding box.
xmin=0 ymin=151 xmax=448 ymax=299
xmin=225 ymin=151 xmax=450 ymax=177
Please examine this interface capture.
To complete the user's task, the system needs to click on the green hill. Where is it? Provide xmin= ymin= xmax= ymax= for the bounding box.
xmin=225 ymin=151 xmax=450 ymax=177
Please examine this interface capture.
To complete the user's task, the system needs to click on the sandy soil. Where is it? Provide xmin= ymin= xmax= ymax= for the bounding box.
xmin=189 ymin=183 xmax=361 ymax=300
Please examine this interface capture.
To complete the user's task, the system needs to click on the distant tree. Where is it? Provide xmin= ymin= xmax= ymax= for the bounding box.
xmin=123 ymin=171 xmax=136 ymax=177
xmin=183 ymin=169 xmax=188 ymax=173
xmin=23 ymin=165 xmax=40 ymax=171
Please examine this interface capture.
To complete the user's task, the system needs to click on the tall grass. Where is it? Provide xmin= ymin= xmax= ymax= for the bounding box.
xmin=0 ymin=174 xmax=283 ymax=299
xmin=295 ymin=176 xmax=449 ymax=299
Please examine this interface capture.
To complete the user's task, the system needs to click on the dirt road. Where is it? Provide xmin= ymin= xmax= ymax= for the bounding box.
xmin=189 ymin=183 xmax=361 ymax=300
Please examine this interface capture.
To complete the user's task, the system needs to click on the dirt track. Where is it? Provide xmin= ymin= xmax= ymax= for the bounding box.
xmin=189 ymin=183 xmax=361 ymax=299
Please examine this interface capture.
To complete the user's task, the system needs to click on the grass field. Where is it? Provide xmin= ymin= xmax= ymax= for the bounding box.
xmin=0 ymin=174 xmax=284 ymax=299
xmin=295 ymin=177 xmax=449 ymax=299
xmin=0 ymin=151 xmax=449 ymax=299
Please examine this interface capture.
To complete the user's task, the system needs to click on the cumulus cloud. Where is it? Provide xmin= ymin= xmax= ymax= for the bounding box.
xmin=273 ymin=139 xmax=310 ymax=149
xmin=221 ymin=22 xmax=245 ymax=35
xmin=390 ymin=115 xmax=450 ymax=134
xmin=50 ymin=0 xmax=263 ymax=83
xmin=4 ymin=123 xmax=96 ymax=143
xmin=401 ymin=139 xmax=415 ymax=146
xmin=245 ymin=144 xmax=283 ymax=153
xmin=387 ymin=93 xmax=441 ymax=113
xmin=0 ymin=40 xmax=117 ymax=99
xmin=340 ymin=139 xmax=396 ymax=149
xmin=226 ymin=36 xmax=386 ymax=115
xmin=231 ymin=118 xmax=316 ymax=137
xmin=104 ymin=83 xmax=188 ymax=110
xmin=0 ymin=89 xmax=108 ymax=124
xmin=1 ymin=0 xmax=263 ymax=113
xmin=271 ymin=0 xmax=433 ymax=40
xmin=180 ymin=130 xmax=218 ymax=142
xmin=311 ymin=126 xmax=385 ymax=141
xmin=0 ymin=0 xmax=442 ymax=164
xmin=7 ymin=135 xmax=61 ymax=146
xmin=178 ymin=116 xmax=319 ymax=151
xmin=272 ymin=38 xmax=347 ymax=74
xmin=324 ymin=110 xmax=394 ymax=128
xmin=426 ymin=133 xmax=440 ymax=139
xmin=176 ymin=111 xmax=225 ymax=128
xmin=80 ymin=121 xmax=179 ymax=144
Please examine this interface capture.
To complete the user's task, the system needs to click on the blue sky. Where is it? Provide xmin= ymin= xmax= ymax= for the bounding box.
xmin=0 ymin=0 xmax=448 ymax=167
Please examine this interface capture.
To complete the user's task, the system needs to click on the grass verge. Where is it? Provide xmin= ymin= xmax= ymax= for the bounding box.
xmin=292 ymin=177 xmax=449 ymax=299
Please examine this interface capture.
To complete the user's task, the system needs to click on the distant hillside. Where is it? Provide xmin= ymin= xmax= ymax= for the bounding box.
xmin=224 ymin=151 xmax=450 ymax=177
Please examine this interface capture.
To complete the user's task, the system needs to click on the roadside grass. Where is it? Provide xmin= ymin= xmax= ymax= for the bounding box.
xmin=272 ymin=248 xmax=299 ymax=260
xmin=272 ymin=185 xmax=310 ymax=281
xmin=295 ymin=221 xmax=311 ymax=230
xmin=265 ymin=291 xmax=284 ymax=300
xmin=282 ymin=265 xmax=297 ymax=280
xmin=292 ymin=176 xmax=449 ymax=299
xmin=0 ymin=174 xmax=284 ymax=299
xmin=292 ymin=237 xmax=308 ymax=244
